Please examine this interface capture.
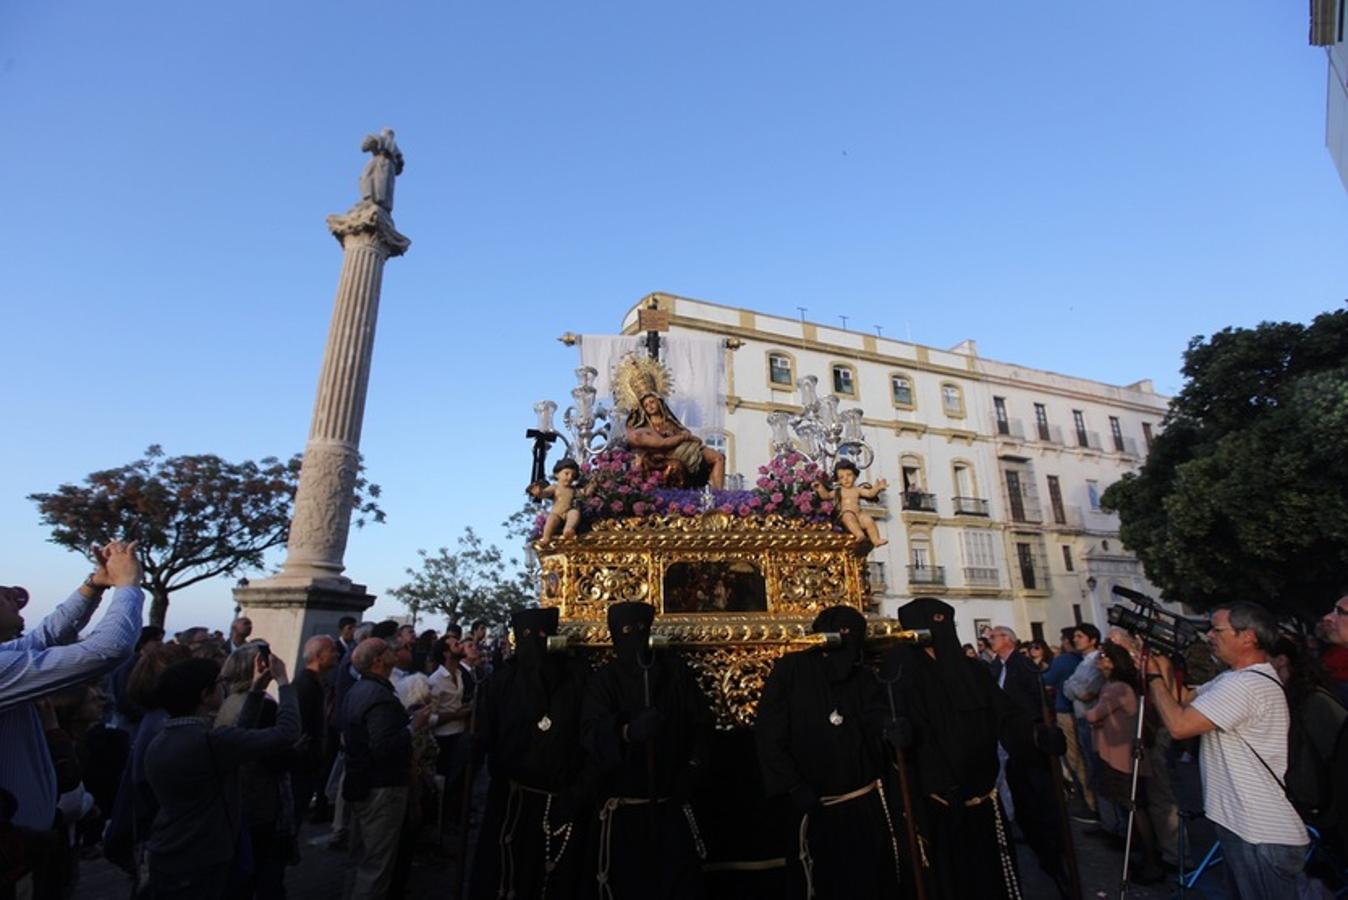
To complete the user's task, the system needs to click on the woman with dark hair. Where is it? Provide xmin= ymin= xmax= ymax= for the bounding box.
xmin=144 ymin=653 xmax=298 ymax=900
xmin=1271 ymin=633 xmax=1348 ymax=861
xmin=1087 ymin=641 xmax=1163 ymax=883
xmin=104 ymin=642 xmax=192 ymax=877
xmin=1027 ymin=641 xmax=1055 ymax=672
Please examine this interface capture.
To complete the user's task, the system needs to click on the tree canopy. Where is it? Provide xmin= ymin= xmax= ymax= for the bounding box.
xmin=388 ymin=525 xmax=532 ymax=628
xmin=1102 ymin=308 xmax=1348 ymax=623
xmin=30 ymin=445 xmax=383 ymax=626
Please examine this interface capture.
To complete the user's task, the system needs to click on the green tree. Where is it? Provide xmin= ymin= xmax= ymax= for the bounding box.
xmin=30 ymin=445 xmax=383 ymax=626
xmin=1102 ymin=309 xmax=1348 ymax=622
xmin=388 ymin=526 xmax=532 ymax=628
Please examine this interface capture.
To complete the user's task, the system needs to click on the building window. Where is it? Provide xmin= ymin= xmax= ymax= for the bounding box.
xmin=1061 ymin=545 xmax=1075 ymax=571
xmin=993 ymin=396 xmax=1009 ymax=434
xmin=890 ymin=373 xmax=915 ymax=409
xmin=1109 ymin=416 xmax=1124 ymax=452
xmin=1073 ymin=410 xmax=1089 ymax=448
xmin=1034 ymin=403 xmax=1050 ymax=441
xmin=704 ymin=431 xmax=728 ymax=459
xmin=767 ymin=352 xmax=795 ymax=388
xmin=960 ymin=530 xmax=999 ymax=585
xmin=1016 ymin=542 xmax=1037 ymax=590
xmin=1046 ymin=475 xmax=1066 ymax=524
xmin=868 ymin=560 xmax=886 ymax=590
xmin=940 ymin=382 xmax=965 ymax=418
xmin=1142 ymin=422 xmax=1154 ymax=450
xmin=1031 ymin=621 xmax=1045 ymax=642
xmin=831 ymin=364 xmax=857 ymax=397
xmin=1086 ymin=479 xmax=1101 ymax=510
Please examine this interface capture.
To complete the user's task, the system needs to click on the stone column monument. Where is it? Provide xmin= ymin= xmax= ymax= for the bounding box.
xmin=235 ymin=130 xmax=410 ymax=668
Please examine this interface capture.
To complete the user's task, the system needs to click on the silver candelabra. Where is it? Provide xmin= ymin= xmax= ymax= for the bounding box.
xmin=531 ymin=366 xmax=613 ymax=466
xmin=766 ymin=375 xmax=875 ymax=471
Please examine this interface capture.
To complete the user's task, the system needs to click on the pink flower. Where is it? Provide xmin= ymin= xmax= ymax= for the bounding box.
xmin=617 ymin=485 xmax=631 ymax=494
xmin=764 ymin=503 xmax=778 ymax=513
xmin=682 ymin=504 xmax=698 ymax=516
xmin=771 ymin=492 xmax=784 ymax=504
xmin=718 ymin=504 xmax=735 ymax=514
xmin=737 ymin=504 xmax=752 ymax=516
xmin=633 ymin=502 xmax=648 ymax=515
xmin=820 ymin=501 xmax=834 ymax=514
xmin=747 ymin=497 xmax=761 ymax=507
xmin=786 ymin=452 xmax=803 ymax=466
xmin=611 ymin=501 xmax=624 ymax=512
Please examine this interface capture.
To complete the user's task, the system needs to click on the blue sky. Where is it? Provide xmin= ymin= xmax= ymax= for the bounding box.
xmin=2 ymin=1 xmax=1344 ymax=632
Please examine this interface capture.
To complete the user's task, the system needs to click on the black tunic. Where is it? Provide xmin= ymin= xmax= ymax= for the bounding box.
xmin=891 ymin=650 xmax=1037 ymax=900
xmin=755 ymin=649 xmax=904 ymax=900
xmin=580 ymin=652 xmax=712 ymax=900
xmin=470 ymin=655 xmax=593 ymax=900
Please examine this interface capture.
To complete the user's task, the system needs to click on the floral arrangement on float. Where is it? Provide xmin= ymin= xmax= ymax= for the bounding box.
xmin=527 ymin=447 xmax=837 ymax=541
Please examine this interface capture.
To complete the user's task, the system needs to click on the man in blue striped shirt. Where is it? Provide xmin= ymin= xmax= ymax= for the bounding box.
xmin=0 ymin=541 xmax=144 ymax=830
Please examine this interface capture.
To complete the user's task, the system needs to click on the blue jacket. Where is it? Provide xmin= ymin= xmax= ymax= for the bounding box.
xmin=1042 ymin=651 xmax=1082 ymax=715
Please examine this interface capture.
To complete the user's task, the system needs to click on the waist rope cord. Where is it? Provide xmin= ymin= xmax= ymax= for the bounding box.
xmin=928 ymin=787 xmax=1022 ymax=900
xmin=497 ymin=782 xmax=574 ymax=900
xmin=798 ymin=780 xmax=891 ymax=900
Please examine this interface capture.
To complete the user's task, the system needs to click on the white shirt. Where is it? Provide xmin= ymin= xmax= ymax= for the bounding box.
xmin=1190 ymin=663 xmax=1308 ymax=846
xmin=427 ymin=665 xmax=466 ymax=738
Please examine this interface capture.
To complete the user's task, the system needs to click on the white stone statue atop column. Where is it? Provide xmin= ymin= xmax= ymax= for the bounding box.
xmin=235 ymin=130 xmax=411 ymax=668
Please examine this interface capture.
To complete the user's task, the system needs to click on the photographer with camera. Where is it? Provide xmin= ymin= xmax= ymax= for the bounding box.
xmin=1145 ymin=602 xmax=1308 ymax=899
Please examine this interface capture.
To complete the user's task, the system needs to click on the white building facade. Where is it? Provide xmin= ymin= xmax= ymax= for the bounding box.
xmin=620 ymin=293 xmax=1170 ymax=645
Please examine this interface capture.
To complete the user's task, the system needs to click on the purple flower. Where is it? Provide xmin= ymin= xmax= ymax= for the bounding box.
xmin=682 ymin=504 xmax=698 ymax=516
xmin=747 ymin=497 xmax=761 ymax=508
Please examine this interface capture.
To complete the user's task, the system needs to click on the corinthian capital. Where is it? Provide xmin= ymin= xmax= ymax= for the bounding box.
xmin=326 ymin=200 xmax=411 ymax=257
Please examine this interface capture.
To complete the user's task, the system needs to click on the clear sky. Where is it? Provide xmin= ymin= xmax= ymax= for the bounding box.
xmin=2 ymin=1 xmax=1344 ymax=633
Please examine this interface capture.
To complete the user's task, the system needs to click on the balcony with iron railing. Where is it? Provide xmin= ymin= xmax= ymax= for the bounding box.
xmin=900 ymin=491 xmax=939 ymax=514
xmin=1034 ymin=423 xmax=1064 ymax=445
xmin=963 ymin=566 xmax=1000 ymax=586
xmin=1077 ymin=430 xmax=1103 ymax=451
xmin=952 ymin=496 xmax=990 ymax=516
xmin=907 ymin=565 xmax=946 ymax=586
xmin=1048 ymin=503 xmax=1084 ymax=531
xmin=991 ymin=413 xmax=1026 ymax=441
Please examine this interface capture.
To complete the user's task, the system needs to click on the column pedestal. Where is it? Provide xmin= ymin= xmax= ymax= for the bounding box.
xmin=235 ymin=581 xmax=374 ymax=674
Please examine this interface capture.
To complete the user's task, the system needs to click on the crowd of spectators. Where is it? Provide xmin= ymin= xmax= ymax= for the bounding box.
xmin=0 ymin=542 xmax=504 ymax=900
xmin=977 ymin=593 xmax=1348 ymax=898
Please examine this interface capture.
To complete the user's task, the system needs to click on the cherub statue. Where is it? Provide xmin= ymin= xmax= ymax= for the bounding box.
xmin=812 ymin=460 xmax=888 ymax=548
xmin=527 ymin=458 xmax=589 ymax=542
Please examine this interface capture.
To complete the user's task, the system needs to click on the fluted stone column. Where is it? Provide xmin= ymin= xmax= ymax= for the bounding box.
xmin=277 ymin=203 xmax=408 ymax=585
xmin=236 ymin=133 xmax=410 ymax=668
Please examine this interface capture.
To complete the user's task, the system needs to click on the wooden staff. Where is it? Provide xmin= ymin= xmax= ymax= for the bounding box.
xmin=879 ymin=672 xmax=928 ymax=900
xmin=1035 ymin=675 xmax=1082 ymax=900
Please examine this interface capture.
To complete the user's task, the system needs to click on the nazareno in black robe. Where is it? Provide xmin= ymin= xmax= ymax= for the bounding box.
xmin=580 ymin=629 xmax=712 ymax=900
xmin=755 ymin=636 xmax=905 ymax=900
xmin=888 ymin=597 xmax=1039 ymax=900
xmin=468 ymin=650 xmax=594 ymax=900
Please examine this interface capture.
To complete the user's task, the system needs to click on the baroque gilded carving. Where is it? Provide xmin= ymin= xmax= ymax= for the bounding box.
xmin=538 ymin=513 xmax=900 ymax=729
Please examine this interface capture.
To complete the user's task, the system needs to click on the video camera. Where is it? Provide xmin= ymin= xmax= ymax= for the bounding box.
xmin=1107 ymin=586 xmax=1208 ymax=657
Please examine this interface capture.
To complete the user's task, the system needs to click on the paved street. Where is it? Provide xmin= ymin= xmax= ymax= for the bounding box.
xmin=76 ymin=804 xmax=1208 ymax=900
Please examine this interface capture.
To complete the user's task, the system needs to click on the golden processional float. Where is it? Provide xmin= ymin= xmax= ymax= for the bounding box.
xmin=524 ymin=324 xmax=926 ymax=893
